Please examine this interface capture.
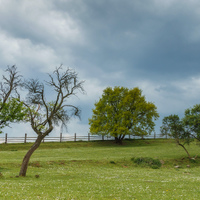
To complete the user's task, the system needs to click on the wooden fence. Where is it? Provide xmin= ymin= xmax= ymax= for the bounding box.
xmin=0 ymin=132 xmax=168 ymax=144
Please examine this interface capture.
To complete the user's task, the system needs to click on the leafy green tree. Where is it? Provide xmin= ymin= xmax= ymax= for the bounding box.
xmin=183 ymin=104 xmax=200 ymax=141
xmin=0 ymin=98 xmax=26 ymax=132
xmin=19 ymin=66 xmax=84 ymax=176
xmin=160 ymin=115 xmax=193 ymax=159
xmin=89 ymin=87 xmax=159 ymax=144
xmin=0 ymin=66 xmax=26 ymax=132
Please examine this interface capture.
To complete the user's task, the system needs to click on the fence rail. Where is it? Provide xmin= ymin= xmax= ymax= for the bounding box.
xmin=0 ymin=133 xmax=168 ymax=144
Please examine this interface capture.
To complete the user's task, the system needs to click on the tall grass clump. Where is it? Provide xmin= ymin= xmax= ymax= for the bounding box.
xmin=131 ymin=157 xmax=162 ymax=169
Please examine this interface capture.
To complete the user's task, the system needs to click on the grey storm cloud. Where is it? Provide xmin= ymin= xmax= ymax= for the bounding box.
xmin=50 ymin=0 xmax=200 ymax=81
xmin=0 ymin=0 xmax=200 ymax=137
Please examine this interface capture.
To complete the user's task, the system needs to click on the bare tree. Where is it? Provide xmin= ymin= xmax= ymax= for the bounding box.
xmin=0 ymin=66 xmax=24 ymax=131
xmin=0 ymin=65 xmax=21 ymax=104
xmin=19 ymin=66 xmax=84 ymax=176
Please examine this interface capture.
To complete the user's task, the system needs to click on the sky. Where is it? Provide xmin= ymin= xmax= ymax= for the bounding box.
xmin=1 ymin=0 xmax=200 ymax=138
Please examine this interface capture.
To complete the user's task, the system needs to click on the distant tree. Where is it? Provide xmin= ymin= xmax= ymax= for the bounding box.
xmin=89 ymin=87 xmax=159 ymax=144
xmin=19 ymin=66 xmax=84 ymax=176
xmin=160 ymin=115 xmax=193 ymax=159
xmin=0 ymin=66 xmax=26 ymax=132
xmin=183 ymin=104 xmax=200 ymax=142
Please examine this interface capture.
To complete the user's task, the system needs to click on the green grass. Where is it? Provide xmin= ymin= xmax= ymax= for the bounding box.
xmin=0 ymin=139 xmax=200 ymax=199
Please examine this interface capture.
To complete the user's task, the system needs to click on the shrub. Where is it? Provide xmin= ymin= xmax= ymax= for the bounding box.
xmin=131 ymin=157 xmax=162 ymax=169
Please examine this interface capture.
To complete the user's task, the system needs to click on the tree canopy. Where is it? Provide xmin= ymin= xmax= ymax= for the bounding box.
xmin=0 ymin=98 xmax=26 ymax=132
xmin=89 ymin=87 xmax=159 ymax=144
xmin=183 ymin=104 xmax=200 ymax=141
xmin=160 ymin=114 xmax=194 ymax=159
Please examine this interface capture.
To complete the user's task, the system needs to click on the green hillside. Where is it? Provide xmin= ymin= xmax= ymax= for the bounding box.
xmin=0 ymin=139 xmax=200 ymax=199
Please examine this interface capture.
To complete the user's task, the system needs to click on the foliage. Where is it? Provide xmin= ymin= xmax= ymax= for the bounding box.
xmin=183 ymin=104 xmax=200 ymax=141
xmin=160 ymin=115 xmax=193 ymax=159
xmin=160 ymin=115 xmax=189 ymax=142
xmin=89 ymin=86 xmax=159 ymax=143
xmin=0 ymin=98 xmax=27 ymax=132
xmin=131 ymin=157 xmax=162 ymax=169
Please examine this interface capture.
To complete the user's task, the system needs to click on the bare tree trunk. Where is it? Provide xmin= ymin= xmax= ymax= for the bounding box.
xmin=19 ymin=135 xmax=44 ymax=176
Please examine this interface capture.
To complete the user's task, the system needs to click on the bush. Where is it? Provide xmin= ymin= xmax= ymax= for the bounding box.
xmin=131 ymin=157 xmax=162 ymax=169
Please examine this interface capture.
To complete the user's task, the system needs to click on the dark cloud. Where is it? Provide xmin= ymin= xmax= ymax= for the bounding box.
xmin=1 ymin=0 xmax=200 ymax=137
xmin=55 ymin=0 xmax=200 ymax=81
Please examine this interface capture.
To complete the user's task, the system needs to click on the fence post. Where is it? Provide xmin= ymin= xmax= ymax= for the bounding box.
xmin=24 ymin=133 xmax=27 ymax=143
xmin=154 ymin=131 xmax=156 ymax=139
xmin=88 ymin=133 xmax=90 ymax=141
xmin=74 ymin=133 xmax=76 ymax=142
xmin=5 ymin=133 xmax=7 ymax=144
xmin=60 ymin=132 xmax=62 ymax=143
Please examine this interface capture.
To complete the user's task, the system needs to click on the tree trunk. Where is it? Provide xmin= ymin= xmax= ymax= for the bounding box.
xmin=19 ymin=135 xmax=44 ymax=176
xmin=115 ymin=135 xmax=125 ymax=144
xmin=178 ymin=143 xmax=192 ymax=159
xmin=115 ymin=136 xmax=123 ymax=145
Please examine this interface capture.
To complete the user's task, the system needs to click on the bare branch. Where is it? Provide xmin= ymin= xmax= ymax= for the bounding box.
xmin=0 ymin=65 xmax=22 ymax=111
xmin=23 ymin=66 xmax=84 ymax=136
xmin=23 ymin=79 xmax=44 ymax=105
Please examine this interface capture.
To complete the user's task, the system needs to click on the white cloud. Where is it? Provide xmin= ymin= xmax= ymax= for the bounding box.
xmin=82 ymin=78 xmax=107 ymax=101
xmin=0 ymin=30 xmax=60 ymax=74
xmin=0 ymin=0 xmax=86 ymax=75
xmin=0 ymin=0 xmax=84 ymax=46
xmin=65 ymin=118 xmax=89 ymax=136
xmin=173 ymin=76 xmax=200 ymax=101
xmin=64 ymin=77 xmax=106 ymax=108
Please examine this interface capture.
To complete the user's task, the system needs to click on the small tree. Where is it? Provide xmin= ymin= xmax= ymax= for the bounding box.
xmin=0 ymin=66 xmax=26 ymax=132
xmin=89 ymin=87 xmax=159 ymax=144
xmin=183 ymin=104 xmax=200 ymax=141
xmin=19 ymin=66 xmax=84 ymax=176
xmin=160 ymin=115 xmax=193 ymax=159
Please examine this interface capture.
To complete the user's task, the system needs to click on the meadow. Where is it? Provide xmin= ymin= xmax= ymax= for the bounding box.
xmin=0 ymin=139 xmax=200 ymax=200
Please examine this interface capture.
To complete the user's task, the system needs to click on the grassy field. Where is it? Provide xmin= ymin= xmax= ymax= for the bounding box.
xmin=0 ymin=139 xmax=200 ymax=200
